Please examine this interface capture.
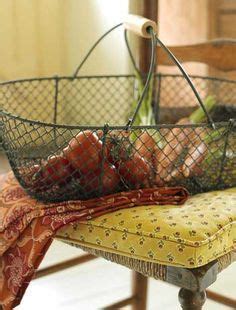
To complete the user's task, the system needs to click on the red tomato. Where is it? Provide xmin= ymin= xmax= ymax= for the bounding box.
xmin=118 ymin=153 xmax=151 ymax=187
xmin=80 ymin=162 xmax=120 ymax=195
xmin=64 ymin=130 xmax=103 ymax=173
xmin=22 ymin=164 xmax=41 ymax=189
xmin=39 ymin=155 xmax=73 ymax=186
xmin=103 ymin=136 xmax=132 ymax=167
xmin=101 ymin=163 xmax=120 ymax=193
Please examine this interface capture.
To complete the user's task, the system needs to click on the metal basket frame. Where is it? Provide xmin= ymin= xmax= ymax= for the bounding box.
xmin=0 ymin=22 xmax=235 ymax=202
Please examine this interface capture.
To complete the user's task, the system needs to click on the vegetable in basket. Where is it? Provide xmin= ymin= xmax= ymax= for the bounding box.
xmin=131 ymin=91 xmax=217 ymax=185
xmin=63 ymin=130 xmax=103 ymax=173
xmin=155 ymin=96 xmax=217 ymax=183
xmin=39 ymin=155 xmax=73 ymax=186
xmin=31 ymin=128 xmax=151 ymax=196
xmin=79 ymin=162 xmax=120 ymax=195
xmin=99 ymin=131 xmax=151 ymax=188
xmin=129 ymin=62 xmax=218 ymax=185
xmin=31 ymin=131 xmax=104 ymax=194
xmin=118 ymin=152 xmax=151 ymax=188
xmin=63 ymin=130 xmax=123 ymax=195
xmin=30 ymin=93 xmax=218 ymax=195
xmin=129 ymin=69 xmax=162 ymax=184
xmin=97 ymin=128 xmax=151 ymax=185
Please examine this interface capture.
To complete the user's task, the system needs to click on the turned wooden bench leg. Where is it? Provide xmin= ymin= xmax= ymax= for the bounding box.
xmin=179 ymin=288 xmax=206 ymax=310
xmin=132 ymin=271 xmax=148 ymax=310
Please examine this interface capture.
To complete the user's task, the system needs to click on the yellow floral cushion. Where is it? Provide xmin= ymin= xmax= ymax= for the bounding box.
xmin=56 ymin=188 xmax=236 ymax=268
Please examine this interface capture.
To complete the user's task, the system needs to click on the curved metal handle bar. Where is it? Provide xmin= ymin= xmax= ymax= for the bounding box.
xmin=73 ymin=23 xmax=140 ymax=78
xmin=72 ymin=21 xmax=215 ymax=128
xmin=155 ymin=36 xmax=215 ymax=128
xmin=72 ymin=23 xmax=157 ymax=129
xmin=73 ymin=23 xmax=123 ymax=78
xmin=126 ymin=27 xmax=156 ymax=128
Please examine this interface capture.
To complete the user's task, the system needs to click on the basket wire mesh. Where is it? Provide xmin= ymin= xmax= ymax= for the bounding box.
xmin=0 ymin=23 xmax=235 ymax=202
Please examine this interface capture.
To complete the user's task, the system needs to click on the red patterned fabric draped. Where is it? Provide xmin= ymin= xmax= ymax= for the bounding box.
xmin=0 ymin=172 xmax=188 ymax=309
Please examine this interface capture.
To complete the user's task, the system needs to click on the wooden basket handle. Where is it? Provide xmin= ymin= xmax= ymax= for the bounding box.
xmin=124 ymin=14 xmax=157 ymax=38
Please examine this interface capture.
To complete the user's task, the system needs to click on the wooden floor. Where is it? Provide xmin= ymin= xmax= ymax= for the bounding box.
xmin=0 ymin=153 xmax=235 ymax=309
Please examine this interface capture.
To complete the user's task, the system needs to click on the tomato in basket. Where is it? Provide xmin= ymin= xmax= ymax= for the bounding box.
xmin=64 ymin=130 xmax=103 ymax=173
xmin=98 ymin=131 xmax=151 ymax=187
xmin=38 ymin=155 xmax=73 ymax=186
xmin=22 ymin=164 xmax=41 ymax=189
xmin=106 ymin=140 xmax=131 ymax=166
xmin=102 ymin=133 xmax=133 ymax=167
xmin=80 ymin=162 xmax=120 ymax=195
xmin=118 ymin=153 xmax=151 ymax=187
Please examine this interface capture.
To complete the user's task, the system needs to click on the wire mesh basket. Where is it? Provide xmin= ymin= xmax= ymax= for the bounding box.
xmin=0 ymin=15 xmax=235 ymax=203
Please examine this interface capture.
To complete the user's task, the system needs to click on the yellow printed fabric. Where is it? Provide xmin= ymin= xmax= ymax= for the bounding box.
xmin=57 ymin=187 xmax=236 ymax=268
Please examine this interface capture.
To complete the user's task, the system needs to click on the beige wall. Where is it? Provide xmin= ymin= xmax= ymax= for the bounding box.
xmin=0 ymin=0 xmax=130 ymax=80
xmin=0 ymin=0 xmax=132 ymax=127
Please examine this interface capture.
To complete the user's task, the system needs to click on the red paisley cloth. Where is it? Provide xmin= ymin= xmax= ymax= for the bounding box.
xmin=0 ymin=172 xmax=188 ymax=309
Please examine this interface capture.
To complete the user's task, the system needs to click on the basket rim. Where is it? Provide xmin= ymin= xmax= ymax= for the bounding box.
xmin=0 ymin=109 xmax=233 ymax=130
xmin=0 ymin=73 xmax=235 ymax=86
xmin=0 ymin=73 xmax=235 ymax=130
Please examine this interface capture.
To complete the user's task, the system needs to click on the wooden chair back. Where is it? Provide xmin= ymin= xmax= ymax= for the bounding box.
xmin=157 ymin=39 xmax=236 ymax=72
xmin=155 ymin=39 xmax=236 ymax=123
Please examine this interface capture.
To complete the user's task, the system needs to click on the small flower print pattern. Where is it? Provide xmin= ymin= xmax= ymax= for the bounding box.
xmin=148 ymin=250 xmax=154 ymax=258
xmin=189 ymin=230 xmax=197 ymax=236
xmin=136 ymin=223 xmax=142 ymax=230
xmin=129 ymin=247 xmax=135 ymax=254
xmin=122 ymin=232 xmax=128 ymax=240
xmin=150 ymin=218 xmax=158 ymax=223
xmin=0 ymin=172 xmax=235 ymax=310
xmin=188 ymin=257 xmax=195 ymax=266
xmin=208 ymin=242 xmax=213 ymax=250
xmin=177 ymin=244 xmax=185 ymax=253
xmin=95 ymin=238 xmax=101 ymax=245
xmin=0 ymin=173 xmax=188 ymax=308
xmin=59 ymin=187 xmax=236 ymax=277
xmin=167 ymin=253 xmax=174 ymax=262
xmin=139 ymin=237 xmax=146 ymax=245
xmin=112 ymin=242 xmax=118 ymax=249
xmin=4 ymin=247 xmax=30 ymax=295
xmin=154 ymin=226 xmax=161 ymax=233
xmin=173 ymin=232 xmax=181 ymax=238
xmin=79 ymin=235 xmax=85 ymax=242
xmin=105 ymin=229 xmax=111 ymax=237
